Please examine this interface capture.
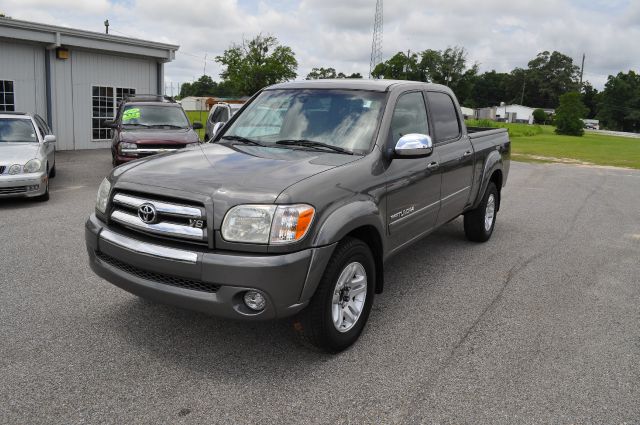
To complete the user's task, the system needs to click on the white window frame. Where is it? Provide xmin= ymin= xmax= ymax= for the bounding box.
xmin=0 ymin=79 xmax=16 ymax=112
xmin=91 ymin=85 xmax=136 ymax=141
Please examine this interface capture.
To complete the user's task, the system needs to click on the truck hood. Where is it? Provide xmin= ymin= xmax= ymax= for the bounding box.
xmin=114 ymin=142 xmax=359 ymax=206
xmin=0 ymin=143 xmax=42 ymax=165
xmin=120 ymin=128 xmax=199 ymax=145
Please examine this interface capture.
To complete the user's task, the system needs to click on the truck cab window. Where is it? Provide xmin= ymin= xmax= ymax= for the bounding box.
xmin=390 ymin=92 xmax=429 ymax=144
xmin=426 ymin=92 xmax=461 ymax=142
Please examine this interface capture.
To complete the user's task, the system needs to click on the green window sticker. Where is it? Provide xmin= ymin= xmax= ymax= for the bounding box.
xmin=122 ymin=108 xmax=141 ymax=122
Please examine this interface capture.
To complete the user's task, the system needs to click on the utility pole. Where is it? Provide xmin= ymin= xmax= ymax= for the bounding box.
xmin=369 ymin=0 xmax=383 ymax=78
xmin=520 ymin=75 xmax=526 ymax=105
xmin=203 ymin=53 xmax=207 ymax=77
xmin=104 ymin=19 xmax=109 ymax=34
xmin=579 ymin=53 xmax=585 ymax=90
xmin=405 ymin=49 xmax=410 ymax=80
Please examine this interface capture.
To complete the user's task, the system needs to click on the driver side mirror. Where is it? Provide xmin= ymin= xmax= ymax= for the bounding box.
xmin=192 ymin=121 xmax=203 ymax=130
xmin=43 ymin=135 xmax=56 ymax=144
xmin=394 ymin=133 xmax=433 ymax=158
xmin=103 ymin=120 xmax=116 ymax=129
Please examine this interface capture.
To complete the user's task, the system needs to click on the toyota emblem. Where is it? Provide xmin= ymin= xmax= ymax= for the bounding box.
xmin=138 ymin=203 xmax=157 ymax=224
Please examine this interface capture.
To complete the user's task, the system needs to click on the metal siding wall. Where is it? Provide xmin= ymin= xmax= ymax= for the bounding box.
xmin=0 ymin=40 xmax=46 ymax=116
xmin=70 ymin=50 xmax=157 ymax=150
xmin=51 ymin=50 xmax=75 ymax=150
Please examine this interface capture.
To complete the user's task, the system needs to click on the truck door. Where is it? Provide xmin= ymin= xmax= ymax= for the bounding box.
xmin=426 ymin=91 xmax=474 ymax=226
xmin=385 ymin=91 xmax=442 ymax=251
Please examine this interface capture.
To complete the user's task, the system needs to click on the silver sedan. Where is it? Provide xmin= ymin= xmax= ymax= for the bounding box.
xmin=0 ymin=112 xmax=56 ymax=201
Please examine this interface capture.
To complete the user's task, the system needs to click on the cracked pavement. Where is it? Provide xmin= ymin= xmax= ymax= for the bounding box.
xmin=1 ymin=151 xmax=639 ymax=424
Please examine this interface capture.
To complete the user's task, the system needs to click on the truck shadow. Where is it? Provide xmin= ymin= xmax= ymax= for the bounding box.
xmin=101 ymin=219 xmax=472 ymax=378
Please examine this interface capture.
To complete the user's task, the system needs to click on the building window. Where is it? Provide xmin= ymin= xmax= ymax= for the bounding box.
xmin=116 ymin=88 xmax=136 ymax=105
xmin=0 ymin=80 xmax=15 ymax=112
xmin=91 ymin=86 xmax=136 ymax=141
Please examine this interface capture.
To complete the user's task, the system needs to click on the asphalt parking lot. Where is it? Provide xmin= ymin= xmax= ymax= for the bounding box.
xmin=1 ymin=150 xmax=639 ymax=424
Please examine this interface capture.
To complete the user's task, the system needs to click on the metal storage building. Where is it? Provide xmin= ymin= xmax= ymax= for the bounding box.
xmin=0 ymin=17 xmax=178 ymax=150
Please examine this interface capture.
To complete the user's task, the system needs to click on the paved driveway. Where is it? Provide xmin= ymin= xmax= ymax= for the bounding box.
xmin=1 ymin=151 xmax=639 ymax=424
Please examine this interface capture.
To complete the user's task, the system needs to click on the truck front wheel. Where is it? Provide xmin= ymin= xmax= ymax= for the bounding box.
xmin=292 ymin=237 xmax=375 ymax=353
xmin=464 ymin=182 xmax=498 ymax=242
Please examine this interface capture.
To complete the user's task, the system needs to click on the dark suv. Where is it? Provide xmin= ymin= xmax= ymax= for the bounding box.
xmin=106 ymin=95 xmax=202 ymax=166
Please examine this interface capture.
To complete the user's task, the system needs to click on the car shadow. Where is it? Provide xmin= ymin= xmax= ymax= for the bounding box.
xmin=100 ymin=219 xmax=471 ymax=377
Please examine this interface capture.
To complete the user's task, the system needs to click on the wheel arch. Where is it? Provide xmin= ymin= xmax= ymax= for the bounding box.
xmin=311 ymin=201 xmax=386 ymax=294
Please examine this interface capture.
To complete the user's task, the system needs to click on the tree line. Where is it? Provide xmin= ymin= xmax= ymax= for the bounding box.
xmin=178 ymin=34 xmax=640 ymax=133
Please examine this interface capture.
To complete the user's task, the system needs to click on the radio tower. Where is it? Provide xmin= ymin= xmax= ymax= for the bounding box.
xmin=369 ymin=0 xmax=383 ymax=78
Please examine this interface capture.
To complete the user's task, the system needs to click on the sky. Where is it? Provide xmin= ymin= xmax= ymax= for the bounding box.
xmin=1 ymin=0 xmax=638 ymax=93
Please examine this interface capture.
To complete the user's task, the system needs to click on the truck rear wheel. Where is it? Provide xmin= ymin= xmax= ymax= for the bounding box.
xmin=292 ymin=237 xmax=375 ymax=353
xmin=464 ymin=182 xmax=498 ymax=242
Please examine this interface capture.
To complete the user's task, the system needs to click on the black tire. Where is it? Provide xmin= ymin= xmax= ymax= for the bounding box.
xmin=464 ymin=182 xmax=498 ymax=242
xmin=48 ymin=163 xmax=56 ymax=178
xmin=292 ymin=237 xmax=376 ymax=353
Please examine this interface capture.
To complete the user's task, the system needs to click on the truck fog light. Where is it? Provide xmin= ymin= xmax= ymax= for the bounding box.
xmin=244 ymin=291 xmax=266 ymax=311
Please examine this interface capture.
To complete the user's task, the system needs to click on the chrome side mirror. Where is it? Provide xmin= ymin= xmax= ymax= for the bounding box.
xmin=211 ymin=122 xmax=225 ymax=139
xmin=394 ymin=133 xmax=433 ymax=158
xmin=43 ymin=135 xmax=56 ymax=144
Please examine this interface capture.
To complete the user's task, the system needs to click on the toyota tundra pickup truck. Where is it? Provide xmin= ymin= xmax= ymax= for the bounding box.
xmin=85 ymin=80 xmax=510 ymax=353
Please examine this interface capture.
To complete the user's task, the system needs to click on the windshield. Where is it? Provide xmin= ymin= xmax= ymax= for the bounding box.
xmin=0 ymin=118 xmax=38 ymax=143
xmin=222 ymin=89 xmax=386 ymax=154
xmin=121 ymin=105 xmax=190 ymax=128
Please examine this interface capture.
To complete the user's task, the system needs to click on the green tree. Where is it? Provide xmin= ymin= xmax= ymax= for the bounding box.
xmin=597 ymin=71 xmax=640 ymax=132
xmin=306 ymin=67 xmax=337 ymax=79
xmin=371 ymin=52 xmax=419 ymax=80
xmin=555 ymin=92 xmax=588 ymax=136
xmin=216 ymin=34 xmax=297 ymax=96
xmin=470 ymin=71 xmax=510 ymax=107
xmin=372 ymin=46 xmax=477 ymax=104
xmin=178 ymin=76 xmax=236 ymax=98
xmin=522 ymin=51 xmax=580 ymax=108
xmin=533 ymin=108 xmax=547 ymax=124
xmin=306 ymin=68 xmax=362 ymax=79
xmin=581 ymin=82 xmax=599 ymax=119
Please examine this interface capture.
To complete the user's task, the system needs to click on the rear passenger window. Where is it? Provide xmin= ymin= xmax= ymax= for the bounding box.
xmin=390 ymin=92 xmax=429 ymax=144
xmin=426 ymin=92 xmax=461 ymax=142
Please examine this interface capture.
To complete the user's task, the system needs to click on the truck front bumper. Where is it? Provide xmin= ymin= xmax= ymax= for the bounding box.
xmin=85 ymin=214 xmax=335 ymax=320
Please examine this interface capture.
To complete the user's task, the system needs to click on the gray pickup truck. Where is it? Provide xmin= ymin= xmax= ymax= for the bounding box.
xmin=85 ymin=80 xmax=510 ymax=352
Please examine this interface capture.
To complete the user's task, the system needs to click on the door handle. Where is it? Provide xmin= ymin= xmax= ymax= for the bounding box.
xmin=426 ymin=161 xmax=439 ymax=171
xmin=462 ymin=150 xmax=472 ymax=158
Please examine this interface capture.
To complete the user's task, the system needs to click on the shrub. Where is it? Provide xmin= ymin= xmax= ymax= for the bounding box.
xmin=533 ymin=108 xmax=547 ymax=124
xmin=555 ymin=92 xmax=588 ymax=136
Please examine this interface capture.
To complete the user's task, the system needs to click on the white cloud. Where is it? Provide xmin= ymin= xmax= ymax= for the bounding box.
xmin=0 ymin=0 xmax=637 ymax=90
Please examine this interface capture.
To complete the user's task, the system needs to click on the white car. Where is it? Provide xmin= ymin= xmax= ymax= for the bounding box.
xmin=0 ymin=112 xmax=56 ymax=201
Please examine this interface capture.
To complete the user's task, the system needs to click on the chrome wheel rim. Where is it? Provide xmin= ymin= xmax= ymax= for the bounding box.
xmin=331 ymin=262 xmax=367 ymax=333
xmin=485 ymin=194 xmax=495 ymax=232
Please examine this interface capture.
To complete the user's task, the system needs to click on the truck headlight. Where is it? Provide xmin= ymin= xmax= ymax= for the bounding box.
xmin=120 ymin=142 xmax=137 ymax=153
xmin=96 ymin=178 xmax=111 ymax=214
xmin=23 ymin=159 xmax=42 ymax=173
xmin=221 ymin=204 xmax=315 ymax=245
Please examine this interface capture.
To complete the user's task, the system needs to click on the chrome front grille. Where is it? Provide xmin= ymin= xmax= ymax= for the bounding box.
xmin=110 ymin=192 xmax=207 ymax=243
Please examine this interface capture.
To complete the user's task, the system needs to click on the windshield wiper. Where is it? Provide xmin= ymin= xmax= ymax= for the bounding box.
xmin=123 ymin=123 xmax=151 ymax=128
xmin=149 ymin=124 xmax=185 ymax=129
xmin=221 ymin=135 xmax=267 ymax=147
xmin=275 ymin=139 xmax=353 ymax=155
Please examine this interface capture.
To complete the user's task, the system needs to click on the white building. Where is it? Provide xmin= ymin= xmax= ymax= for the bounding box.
xmin=495 ymin=104 xmax=536 ymax=124
xmin=0 ymin=17 xmax=178 ymax=150
xmin=179 ymin=96 xmax=211 ymax=111
xmin=460 ymin=106 xmax=474 ymax=119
